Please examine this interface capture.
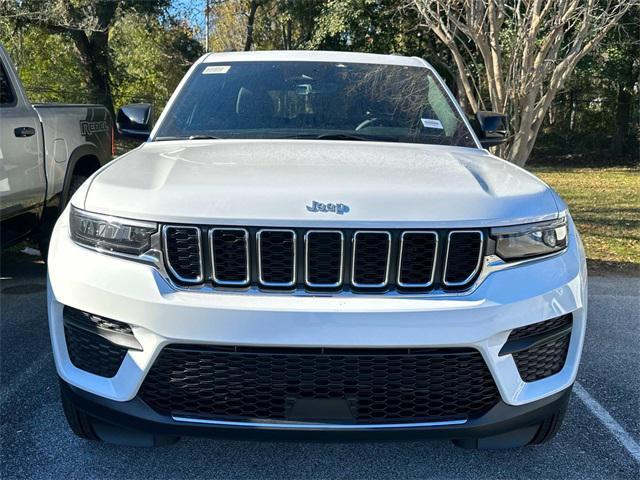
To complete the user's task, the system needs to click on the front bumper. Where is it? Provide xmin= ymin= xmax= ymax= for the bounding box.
xmin=61 ymin=378 xmax=572 ymax=443
xmin=48 ymin=212 xmax=587 ymax=429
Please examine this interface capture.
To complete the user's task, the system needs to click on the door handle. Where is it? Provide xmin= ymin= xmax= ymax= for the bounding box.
xmin=14 ymin=126 xmax=36 ymax=137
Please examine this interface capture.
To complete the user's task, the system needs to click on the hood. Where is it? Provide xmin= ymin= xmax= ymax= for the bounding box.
xmin=81 ymin=140 xmax=559 ymax=228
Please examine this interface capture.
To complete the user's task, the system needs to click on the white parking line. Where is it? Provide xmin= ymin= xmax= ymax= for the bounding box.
xmin=574 ymin=382 xmax=640 ymax=464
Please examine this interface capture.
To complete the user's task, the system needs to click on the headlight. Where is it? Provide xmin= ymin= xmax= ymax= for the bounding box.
xmin=69 ymin=206 xmax=157 ymax=255
xmin=491 ymin=216 xmax=568 ymax=260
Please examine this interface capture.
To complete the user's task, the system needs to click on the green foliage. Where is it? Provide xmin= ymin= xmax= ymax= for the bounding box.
xmin=110 ymin=13 xmax=202 ymax=110
xmin=307 ymin=0 xmax=406 ymax=53
xmin=0 ymin=23 xmax=87 ymax=103
xmin=0 ymin=8 xmax=202 ymax=112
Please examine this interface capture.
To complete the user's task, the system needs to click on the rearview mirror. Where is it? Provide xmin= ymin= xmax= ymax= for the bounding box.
xmin=116 ymin=103 xmax=153 ymax=140
xmin=472 ymin=111 xmax=509 ymax=148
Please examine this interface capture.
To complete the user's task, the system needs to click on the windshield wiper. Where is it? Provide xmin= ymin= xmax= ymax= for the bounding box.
xmin=155 ymin=135 xmax=222 ymax=141
xmin=284 ymin=132 xmax=395 ymax=142
xmin=188 ymin=135 xmax=222 ymax=140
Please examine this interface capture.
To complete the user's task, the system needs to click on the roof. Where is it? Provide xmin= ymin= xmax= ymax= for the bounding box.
xmin=201 ymin=50 xmax=428 ymax=68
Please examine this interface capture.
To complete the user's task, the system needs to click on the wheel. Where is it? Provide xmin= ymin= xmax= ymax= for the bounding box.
xmin=528 ymin=409 xmax=566 ymax=445
xmin=37 ymin=174 xmax=88 ymax=261
xmin=65 ymin=174 xmax=89 ymax=207
xmin=59 ymin=380 xmax=101 ymax=441
xmin=452 ymin=403 xmax=568 ymax=449
xmin=37 ymin=238 xmax=50 ymax=262
xmin=59 ymin=379 xmax=179 ymax=446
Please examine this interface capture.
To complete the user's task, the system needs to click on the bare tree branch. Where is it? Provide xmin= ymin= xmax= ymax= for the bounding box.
xmin=409 ymin=0 xmax=638 ymax=165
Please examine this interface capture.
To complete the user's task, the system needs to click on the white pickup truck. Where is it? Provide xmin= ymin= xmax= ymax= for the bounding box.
xmin=0 ymin=45 xmax=113 ymax=254
xmin=48 ymin=50 xmax=587 ymax=449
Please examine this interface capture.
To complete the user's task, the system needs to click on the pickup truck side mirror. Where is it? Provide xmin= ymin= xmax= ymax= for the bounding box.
xmin=471 ymin=111 xmax=509 ymax=148
xmin=116 ymin=103 xmax=153 ymax=140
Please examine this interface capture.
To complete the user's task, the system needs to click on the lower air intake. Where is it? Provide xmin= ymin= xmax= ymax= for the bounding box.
xmin=139 ymin=345 xmax=500 ymax=424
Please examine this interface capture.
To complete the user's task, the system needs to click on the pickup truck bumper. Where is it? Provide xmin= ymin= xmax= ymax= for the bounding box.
xmin=48 ymin=212 xmax=587 ymax=437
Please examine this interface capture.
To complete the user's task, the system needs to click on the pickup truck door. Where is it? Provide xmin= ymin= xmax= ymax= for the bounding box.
xmin=0 ymin=50 xmax=46 ymax=245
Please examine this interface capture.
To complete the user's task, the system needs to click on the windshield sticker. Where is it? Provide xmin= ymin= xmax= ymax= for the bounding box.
xmin=203 ymin=65 xmax=231 ymax=75
xmin=421 ymin=118 xmax=444 ymax=129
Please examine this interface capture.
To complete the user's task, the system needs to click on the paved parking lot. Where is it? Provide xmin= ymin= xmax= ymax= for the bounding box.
xmin=1 ymin=249 xmax=638 ymax=479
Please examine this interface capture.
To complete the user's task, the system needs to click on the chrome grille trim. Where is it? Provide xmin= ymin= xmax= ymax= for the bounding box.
xmin=160 ymin=226 xmax=492 ymax=293
xmin=304 ymin=230 xmax=344 ymax=288
xmin=351 ymin=231 xmax=392 ymax=288
xmin=162 ymin=225 xmax=204 ymax=284
xmin=257 ymin=229 xmax=297 ymax=287
xmin=172 ymin=415 xmax=467 ymax=430
xmin=209 ymin=228 xmax=250 ymax=286
xmin=397 ymin=231 xmax=438 ymax=288
xmin=443 ymin=230 xmax=484 ymax=287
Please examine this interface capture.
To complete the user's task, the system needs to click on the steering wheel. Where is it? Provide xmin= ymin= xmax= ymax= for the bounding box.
xmin=355 ymin=114 xmax=401 ymax=131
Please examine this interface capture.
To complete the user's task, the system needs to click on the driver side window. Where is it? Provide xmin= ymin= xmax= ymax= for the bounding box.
xmin=0 ymin=63 xmax=16 ymax=106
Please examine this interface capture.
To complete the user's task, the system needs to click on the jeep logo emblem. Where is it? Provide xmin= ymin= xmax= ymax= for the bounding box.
xmin=306 ymin=201 xmax=350 ymax=215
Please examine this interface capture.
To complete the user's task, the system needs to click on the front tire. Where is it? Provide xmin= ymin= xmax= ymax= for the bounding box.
xmin=452 ymin=401 xmax=568 ymax=449
xmin=528 ymin=409 xmax=566 ymax=445
xmin=59 ymin=380 xmax=100 ymax=441
xmin=59 ymin=379 xmax=179 ymax=446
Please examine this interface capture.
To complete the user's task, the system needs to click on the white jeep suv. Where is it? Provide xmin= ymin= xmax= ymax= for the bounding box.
xmin=47 ymin=51 xmax=587 ymax=449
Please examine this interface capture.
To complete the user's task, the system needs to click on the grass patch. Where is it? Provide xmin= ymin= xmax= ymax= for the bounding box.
xmin=531 ymin=167 xmax=640 ymax=276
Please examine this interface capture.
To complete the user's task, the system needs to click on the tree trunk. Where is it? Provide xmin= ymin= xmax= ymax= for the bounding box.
xmin=285 ymin=19 xmax=292 ymax=50
xmin=612 ymin=83 xmax=632 ymax=159
xmin=69 ymin=29 xmax=116 ymax=121
xmin=244 ymin=0 xmax=260 ymax=51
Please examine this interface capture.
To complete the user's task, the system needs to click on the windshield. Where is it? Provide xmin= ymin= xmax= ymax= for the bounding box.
xmin=154 ymin=61 xmax=477 ymax=147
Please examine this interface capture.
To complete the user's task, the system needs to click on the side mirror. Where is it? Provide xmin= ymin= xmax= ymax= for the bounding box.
xmin=472 ymin=111 xmax=509 ymax=148
xmin=116 ymin=103 xmax=153 ymax=140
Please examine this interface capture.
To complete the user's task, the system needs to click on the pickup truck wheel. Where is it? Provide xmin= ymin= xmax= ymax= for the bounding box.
xmin=38 ymin=174 xmax=89 ymax=261
xmin=65 ymin=174 xmax=89 ymax=207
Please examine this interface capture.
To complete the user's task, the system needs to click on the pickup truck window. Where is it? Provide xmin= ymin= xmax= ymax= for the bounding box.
xmin=0 ymin=63 xmax=16 ymax=106
xmin=155 ymin=61 xmax=477 ymax=147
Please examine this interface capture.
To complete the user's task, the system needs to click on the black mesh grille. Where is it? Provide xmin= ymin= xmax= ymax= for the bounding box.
xmin=352 ymin=232 xmax=390 ymax=287
xmin=258 ymin=230 xmax=295 ymax=286
xmin=164 ymin=227 xmax=202 ymax=282
xmin=211 ymin=229 xmax=249 ymax=285
xmin=140 ymin=346 xmax=500 ymax=424
xmin=398 ymin=232 xmax=437 ymax=286
xmin=444 ymin=231 xmax=482 ymax=285
xmin=306 ymin=231 xmax=343 ymax=286
xmin=513 ymin=335 xmax=570 ymax=382
xmin=508 ymin=314 xmax=572 ymax=341
xmin=64 ymin=324 xmax=127 ymax=378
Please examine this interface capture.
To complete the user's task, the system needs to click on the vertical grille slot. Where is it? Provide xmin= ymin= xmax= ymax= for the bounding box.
xmin=443 ymin=231 xmax=483 ymax=287
xmin=398 ymin=231 xmax=438 ymax=288
xmin=305 ymin=230 xmax=344 ymax=288
xmin=210 ymin=228 xmax=249 ymax=286
xmin=257 ymin=229 xmax=296 ymax=287
xmin=351 ymin=231 xmax=391 ymax=288
xmin=163 ymin=226 xmax=203 ymax=283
